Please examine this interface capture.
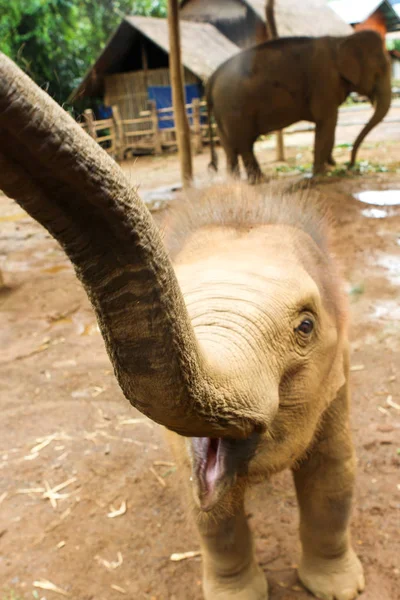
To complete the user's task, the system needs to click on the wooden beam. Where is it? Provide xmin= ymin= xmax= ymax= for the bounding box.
xmin=167 ymin=0 xmax=193 ymax=185
xmin=266 ymin=0 xmax=286 ymax=162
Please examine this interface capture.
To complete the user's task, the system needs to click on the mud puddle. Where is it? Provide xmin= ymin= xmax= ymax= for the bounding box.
xmin=354 ymin=189 xmax=400 ymax=206
xmin=140 ymin=183 xmax=182 ymax=211
xmin=361 ymin=208 xmax=392 ymax=218
xmin=372 ymin=299 xmax=400 ymax=320
xmin=376 ymin=254 xmax=400 ymax=286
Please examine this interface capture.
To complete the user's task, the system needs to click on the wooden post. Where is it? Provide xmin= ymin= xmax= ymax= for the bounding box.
xmin=275 ymin=129 xmax=285 ymax=162
xmin=167 ymin=0 xmax=193 ymax=185
xmin=148 ymin=99 xmax=162 ymax=155
xmin=266 ymin=0 xmax=285 ymax=162
xmin=192 ymin=98 xmax=203 ymax=154
xmin=84 ymin=109 xmax=96 ymax=140
xmin=141 ymin=40 xmax=149 ymax=90
xmin=112 ymin=105 xmax=125 ymax=161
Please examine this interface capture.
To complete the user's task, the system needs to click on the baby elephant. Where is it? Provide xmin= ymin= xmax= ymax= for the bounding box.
xmin=0 ymin=53 xmax=364 ymax=600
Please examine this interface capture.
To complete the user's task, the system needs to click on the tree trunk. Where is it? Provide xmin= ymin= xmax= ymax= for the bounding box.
xmin=167 ymin=0 xmax=193 ymax=185
xmin=266 ymin=0 xmax=285 ymax=162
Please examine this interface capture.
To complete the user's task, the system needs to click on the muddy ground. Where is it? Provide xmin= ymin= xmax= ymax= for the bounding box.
xmin=0 ymin=126 xmax=399 ymax=600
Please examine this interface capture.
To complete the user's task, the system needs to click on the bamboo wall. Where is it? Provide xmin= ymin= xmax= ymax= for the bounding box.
xmin=104 ymin=67 xmax=199 ymax=124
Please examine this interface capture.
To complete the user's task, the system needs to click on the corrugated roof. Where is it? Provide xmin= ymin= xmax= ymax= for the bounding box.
xmin=329 ymin=0 xmax=400 ymax=30
xmin=237 ymin=0 xmax=352 ymax=36
xmin=125 ymin=16 xmax=239 ymax=81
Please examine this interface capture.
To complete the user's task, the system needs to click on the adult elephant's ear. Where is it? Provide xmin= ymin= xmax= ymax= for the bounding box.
xmin=0 ymin=52 xmax=265 ymax=440
xmin=337 ymin=35 xmax=361 ymax=87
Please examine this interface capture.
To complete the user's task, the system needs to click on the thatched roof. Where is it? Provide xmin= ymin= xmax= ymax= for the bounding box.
xmin=70 ymin=16 xmax=239 ymax=101
xmin=180 ymin=0 xmax=352 ymax=37
xmin=126 ymin=16 xmax=239 ymax=79
xmin=246 ymin=0 xmax=353 ymax=36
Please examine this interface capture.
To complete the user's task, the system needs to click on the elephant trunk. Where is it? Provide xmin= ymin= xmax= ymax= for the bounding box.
xmin=0 ymin=53 xmax=258 ymax=440
xmin=349 ymin=66 xmax=391 ymax=167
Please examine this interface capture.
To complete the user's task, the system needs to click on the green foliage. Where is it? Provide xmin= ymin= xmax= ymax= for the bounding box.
xmin=386 ymin=38 xmax=400 ymax=52
xmin=0 ymin=0 xmax=167 ymax=104
xmin=348 ymin=160 xmax=389 ymax=174
xmin=348 ymin=283 xmax=365 ymax=299
xmin=1 ymin=590 xmax=24 ymax=600
xmin=274 ymin=163 xmax=312 ymax=175
xmin=274 ymin=159 xmax=392 ymax=178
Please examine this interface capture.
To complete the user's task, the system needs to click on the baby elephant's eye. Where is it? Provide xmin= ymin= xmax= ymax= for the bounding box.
xmin=296 ymin=318 xmax=314 ymax=335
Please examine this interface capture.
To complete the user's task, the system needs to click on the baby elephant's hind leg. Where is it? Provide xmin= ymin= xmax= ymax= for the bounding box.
xmin=292 ymin=385 xmax=364 ymax=600
xmin=196 ymin=486 xmax=268 ymax=600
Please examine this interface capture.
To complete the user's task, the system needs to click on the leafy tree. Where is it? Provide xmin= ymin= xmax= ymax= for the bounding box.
xmin=0 ymin=0 xmax=166 ymax=104
xmin=387 ymin=38 xmax=400 ymax=52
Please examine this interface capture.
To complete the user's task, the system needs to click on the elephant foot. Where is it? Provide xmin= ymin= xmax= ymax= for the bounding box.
xmin=249 ymin=173 xmax=269 ymax=186
xmin=203 ymin=561 xmax=268 ymax=600
xmin=298 ymin=548 xmax=364 ymax=600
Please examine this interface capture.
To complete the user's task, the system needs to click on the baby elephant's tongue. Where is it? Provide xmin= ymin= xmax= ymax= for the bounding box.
xmin=191 ymin=437 xmax=229 ymax=511
xmin=191 ymin=434 xmax=260 ymax=511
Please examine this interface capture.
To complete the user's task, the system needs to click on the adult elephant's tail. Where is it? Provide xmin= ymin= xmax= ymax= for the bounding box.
xmin=206 ymin=81 xmax=218 ymax=171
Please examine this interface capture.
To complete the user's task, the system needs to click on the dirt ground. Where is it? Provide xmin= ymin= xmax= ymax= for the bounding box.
xmin=0 ymin=127 xmax=399 ymax=600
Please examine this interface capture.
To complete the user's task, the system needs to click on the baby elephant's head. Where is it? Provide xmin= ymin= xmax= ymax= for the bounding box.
xmin=165 ymin=188 xmax=348 ymax=511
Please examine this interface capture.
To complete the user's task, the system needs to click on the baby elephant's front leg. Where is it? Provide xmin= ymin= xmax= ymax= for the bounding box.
xmin=293 ymin=386 xmax=364 ymax=600
xmin=196 ymin=488 xmax=267 ymax=600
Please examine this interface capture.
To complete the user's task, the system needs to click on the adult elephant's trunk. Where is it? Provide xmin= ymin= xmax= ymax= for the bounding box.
xmin=349 ymin=69 xmax=392 ymax=167
xmin=0 ymin=53 xmax=260 ymax=439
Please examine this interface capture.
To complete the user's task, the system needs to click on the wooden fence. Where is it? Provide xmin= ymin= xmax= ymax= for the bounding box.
xmin=78 ymin=99 xmax=218 ymax=161
xmin=79 ymin=100 xmax=400 ymax=162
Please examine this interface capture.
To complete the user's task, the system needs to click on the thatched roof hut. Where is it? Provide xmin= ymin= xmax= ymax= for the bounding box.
xmin=70 ymin=16 xmax=239 ymax=112
xmin=180 ymin=0 xmax=352 ymax=48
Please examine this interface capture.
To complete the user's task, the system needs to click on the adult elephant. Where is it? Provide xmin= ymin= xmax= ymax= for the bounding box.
xmin=207 ymin=30 xmax=391 ymax=182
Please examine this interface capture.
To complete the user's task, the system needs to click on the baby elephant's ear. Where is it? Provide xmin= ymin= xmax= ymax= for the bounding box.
xmin=337 ymin=36 xmax=362 ymax=87
xmin=324 ymin=346 xmax=347 ymax=409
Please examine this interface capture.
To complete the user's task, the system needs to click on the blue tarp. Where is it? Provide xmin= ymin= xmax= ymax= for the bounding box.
xmin=97 ymin=105 xmax=113 ymax=119
xmin=148 ymin=84 xmax=202 ymax=129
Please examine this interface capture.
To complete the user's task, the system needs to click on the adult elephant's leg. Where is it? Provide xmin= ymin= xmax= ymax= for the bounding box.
xmin=241 ymin=145 xmax=264 ymax=184
xmin=227 ymin=151 xmax=240 ymax=178
xmin=292 ymin=385 xmax=364 ymax=600
xmin=218 ymin=126 xmax=240 ymax=178
xmin=327 ymin=129 xmax=337 ymax=166
xmin=198 ymin=486 xmax=268 ymax=600
xmin=313 ymin=113 xmax=338 ymax=175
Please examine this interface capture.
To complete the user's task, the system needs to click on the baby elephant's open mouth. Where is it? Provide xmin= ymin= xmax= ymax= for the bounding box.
xmin=191 ymin=434 xmax=260 ymax=511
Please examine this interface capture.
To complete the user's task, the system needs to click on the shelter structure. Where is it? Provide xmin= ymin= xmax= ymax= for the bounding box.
xmin=70 ymin=16 xmax=239 ymax=121
xmin=180 ymin=0 xmax=352 ymax=48
xmin=68 ymin=3 xmax=355 ymax=158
